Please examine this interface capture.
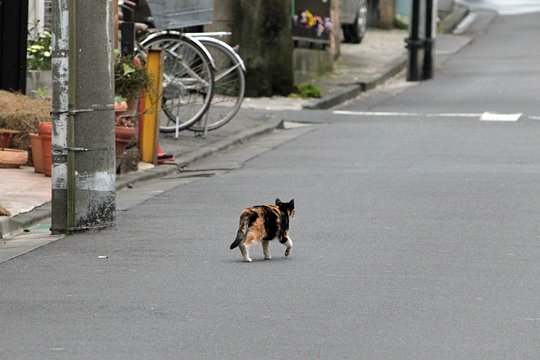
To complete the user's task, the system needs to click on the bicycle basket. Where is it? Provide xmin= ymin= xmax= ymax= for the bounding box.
xmin=146 ymin=0 xmax=213 ymax=29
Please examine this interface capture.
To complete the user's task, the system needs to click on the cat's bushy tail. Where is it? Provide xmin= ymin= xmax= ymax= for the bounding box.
xmin=229 ymin=230 xmax=244 ymax=250
xmin=230 ymin=212 xmax=250 ymax=249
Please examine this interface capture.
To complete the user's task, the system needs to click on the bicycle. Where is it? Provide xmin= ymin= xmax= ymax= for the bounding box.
xmin=119 ymin=1 xmax=216 ymax=134
xmin=185 ymin=32 xmax=246 ymax=136
xmin=138 ymin=30 xmax=215 ymax=135
xmin=119 ymin=2 xmax=245 ymax=136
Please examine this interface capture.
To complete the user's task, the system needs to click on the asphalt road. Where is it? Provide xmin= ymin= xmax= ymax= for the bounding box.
xmin=2 ymin=10 xmax=540 ymax=360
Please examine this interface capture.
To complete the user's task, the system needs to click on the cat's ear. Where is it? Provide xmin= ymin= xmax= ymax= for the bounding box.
xmin=275 ymin=198 xmax=282 ymax=205
xmin=289 ymin=199 xmax=295 ymax=209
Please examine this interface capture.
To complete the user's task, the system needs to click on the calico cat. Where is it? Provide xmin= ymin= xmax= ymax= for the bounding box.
xmin=230 ymin=198 xmax=295 ymax=262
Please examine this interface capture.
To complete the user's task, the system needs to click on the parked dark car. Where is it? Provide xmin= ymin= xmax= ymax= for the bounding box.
xmin=340 ymin=0 xmax=368 ymax=43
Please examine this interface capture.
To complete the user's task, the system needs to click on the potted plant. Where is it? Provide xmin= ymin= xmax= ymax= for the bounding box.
xmin=0 ymin=90 xmax=51 ymax=173
xmin=114 ymin=52 xmax=152 ymax=115
xmin=114 ymin=52 xmax=152 ymax=173
xmin=0 ymin=129 xmax=20 ymax=148
xmin=113 ymin=96 xmax=136 ymax=172
xmin=0 ymin=91 xmax=48 ymax=136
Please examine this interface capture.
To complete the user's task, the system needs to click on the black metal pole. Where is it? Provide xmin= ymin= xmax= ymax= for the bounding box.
xmin=405 ymin=0 xmax=422 ymax=81
xmin=422 ymin=0 xmax=434 ymax=80
xmin=120 ymin=4 xmax=135 ymax=56
xmin=0 ymin=0 xmax=29 ymax=92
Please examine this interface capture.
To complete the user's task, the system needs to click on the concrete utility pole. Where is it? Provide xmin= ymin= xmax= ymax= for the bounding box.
xmin=51 ymin=0 xmax=69 ymax=234
xmin=65 ymin=0 xmax=116 ymax=232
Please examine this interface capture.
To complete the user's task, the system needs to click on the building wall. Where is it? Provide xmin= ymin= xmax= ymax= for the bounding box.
xmin=43 ymin=0 xmax=52 ymax=28
xmin=28 ymin=0 xmax=52 ymax=34
xmin=205 ymin=0 xmax=234 ymax=33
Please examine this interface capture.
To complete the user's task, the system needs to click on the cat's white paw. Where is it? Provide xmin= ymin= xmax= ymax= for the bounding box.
xmin=264 ymin=255 xmax=272 ymax=260
xmin=284 ymin=248 xmax=291 ymax=257
xmin=244 ymin=257 xmax=253 ymax=262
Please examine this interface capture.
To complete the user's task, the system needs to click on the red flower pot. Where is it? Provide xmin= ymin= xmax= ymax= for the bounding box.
xmin=37 ymin=122 xmax=52 ymax=177
xmin=0 ymin=129 xmax=20 ymax=148
xmin=29 ymin=133 xmax=44 ymax=173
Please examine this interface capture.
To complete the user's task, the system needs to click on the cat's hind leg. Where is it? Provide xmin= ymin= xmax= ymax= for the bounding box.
xmin=262 ymin=240 xmax=272 ymax=260
xmin=239 ymin=244 xmax=252 ymax=262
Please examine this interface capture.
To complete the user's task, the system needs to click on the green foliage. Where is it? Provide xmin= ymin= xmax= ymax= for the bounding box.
xmin=27 ymin=21 xmax=52 ymax=70
xmin=114 ymin=53 xmax=152 ymax=99
xmin=31 ymin=87 xmax=48 ymax=99
xmin=290 ymin=83 xmax=323 ymax=99
xmin=394 ymin=18 xmax=408 ymax=30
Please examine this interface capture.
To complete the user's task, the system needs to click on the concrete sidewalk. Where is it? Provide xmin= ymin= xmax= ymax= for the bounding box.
xmin=0 ymin=23 xmax=473 ymax=239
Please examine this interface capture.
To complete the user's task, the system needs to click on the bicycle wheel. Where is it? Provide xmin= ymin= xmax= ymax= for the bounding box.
xmin=139 ymin=31 xmax=214 ymax=133
xmin=187 ymin=36 xmax=246 ymax=132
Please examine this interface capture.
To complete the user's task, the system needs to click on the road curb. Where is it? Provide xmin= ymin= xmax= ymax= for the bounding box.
xmin=439 ymin=5 xmax=469 ymax=33
xmin=0 ymin=203 xmax=51 ymax=239
xmin=303 ymin=54 xmax=407 ymax=110
xmin=1 ymin=117 xmax=284 ymax=238
xmin=116 ymin=117 xmax=284 ymax=191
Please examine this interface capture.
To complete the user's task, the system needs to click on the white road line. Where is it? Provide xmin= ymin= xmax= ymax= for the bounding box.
xmin=333 ymin=110 xmax=420 ymax=117
xmin=333 ymin=110 xmax=482 ymax=118
xmin=480 ymin=112 xmax=522 ymax=122
xmin=426 ymin=113 xmax=482 ymax=118
xmin=333 ymin=110 xmax=525 ymax=122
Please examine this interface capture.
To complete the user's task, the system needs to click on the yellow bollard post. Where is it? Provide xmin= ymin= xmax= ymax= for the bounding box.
xmin=141 ymin=49 xmax=163 ymax=164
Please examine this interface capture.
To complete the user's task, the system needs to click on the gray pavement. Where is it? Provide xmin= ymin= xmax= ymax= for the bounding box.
xmin=4 ymin=8 xmax=540 ymax=357
xmin=8 ymin=6 xmax=540 ymax=360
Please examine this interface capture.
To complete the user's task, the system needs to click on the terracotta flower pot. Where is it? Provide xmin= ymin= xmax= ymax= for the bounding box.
xmin=37 ymin=122 xmax=52 ymax=177
xmin=115 ymin=126 xmax=136 ymax=170
xmin=29 ymin=133 xmax=44 ymax=173
xmin=0 ymin=148 xmax=28 ymax=168
xmin=0 ymin=129 xmax=20 ymax=148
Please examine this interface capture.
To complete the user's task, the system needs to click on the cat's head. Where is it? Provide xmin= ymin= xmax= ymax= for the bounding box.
xmin=275 ymin=198 xmax=295 ymax=217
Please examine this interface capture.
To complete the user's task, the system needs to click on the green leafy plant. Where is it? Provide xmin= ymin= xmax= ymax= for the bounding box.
xmin=114 ymin=51 xmax=152 ymax=99
xmin=27 ymin=21 xmax=52 ymax=70
xmin=290 ymin=83 xmax=323 ymax=99
xmin=31 ymin=86 xmax=48 ymax=99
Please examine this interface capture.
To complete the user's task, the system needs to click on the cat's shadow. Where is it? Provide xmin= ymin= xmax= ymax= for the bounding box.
xmin=225 ymin=256 xmax=292 ymax=264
